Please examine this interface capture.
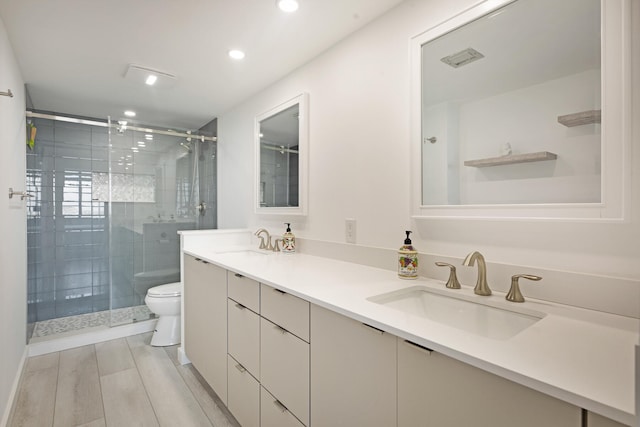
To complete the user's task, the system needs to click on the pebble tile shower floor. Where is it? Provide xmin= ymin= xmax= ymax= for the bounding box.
xmin=31 ymin=306 xmax=153 ymax=339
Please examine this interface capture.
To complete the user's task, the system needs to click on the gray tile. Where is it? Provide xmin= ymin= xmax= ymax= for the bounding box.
xmin=12 ymin=334 xmax=237 ymax=427
xmin=177 ymin=364 xmax=240 ymax=427
xmin=77 ymin=419 xmax=106 ymax=427
xmin=53 ymin=345 xmax=104 ymax=427
xmin=9 ymin=365 xmax=57 ymax=427
xmin=127 ymin=335 xmax=213 ymax=426
xmin=100 ymin=368 xmax=158 ymax=427
xmin=95 ymin=338 xmax=135 ymax=377
xmin=25 ymin=352 xmax=59 ymax=372
xmin=162 ymin=345 xmax=180 ymax=366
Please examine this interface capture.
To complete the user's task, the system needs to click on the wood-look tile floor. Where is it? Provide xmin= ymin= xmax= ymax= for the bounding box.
xmin=9 ymin=332 xmax=241 ymax=427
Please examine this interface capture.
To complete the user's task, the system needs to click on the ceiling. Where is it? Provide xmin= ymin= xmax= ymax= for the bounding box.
xmin=422 ymin=0 xmax=600 ymax=106
xmin=0 ymin=0 xmax=404 ymax=131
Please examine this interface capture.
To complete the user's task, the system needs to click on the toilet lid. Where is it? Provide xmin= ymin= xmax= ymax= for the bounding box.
xmin=147 ymin=282 xmax=182 ymax=298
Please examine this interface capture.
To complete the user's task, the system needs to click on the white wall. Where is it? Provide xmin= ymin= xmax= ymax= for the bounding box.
xmin=218 ymin=0 xmax=640 ymax=296
xmin=459 ymin=69 xmax=601 ymax=204
xmin=0 ymin=14 xmax=27 ymax=426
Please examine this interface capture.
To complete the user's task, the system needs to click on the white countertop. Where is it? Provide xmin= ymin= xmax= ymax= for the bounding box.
xmin=183 ymin=247 xmax=638 ymax=425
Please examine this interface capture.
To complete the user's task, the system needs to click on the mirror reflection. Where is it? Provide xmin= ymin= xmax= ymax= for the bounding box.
xmin=259 ymin=104 xmax=300 ymax=208
xmin=421 ymin=0 xmax=601 ymax=206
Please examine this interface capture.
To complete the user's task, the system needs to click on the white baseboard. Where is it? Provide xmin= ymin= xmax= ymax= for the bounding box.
xmin=0 ymin=346 xmax=28 ymax=427
xmin=28 ymin=319 xmax=157 ymax=357
xmin=177 ymin=346 xmax=191 ymax=365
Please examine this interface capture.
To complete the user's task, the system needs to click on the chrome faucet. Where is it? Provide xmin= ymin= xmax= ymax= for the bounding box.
xmin=462 ymin=251 xmax=492 ymax=296
xmin=254 ymin=228 xmax=270 ymax=250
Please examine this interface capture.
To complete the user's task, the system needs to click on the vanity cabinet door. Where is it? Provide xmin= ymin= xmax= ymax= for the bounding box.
xmin=261 ymin=386 xmax=306 ymax=427
xmin=228 ymin=272 xmax=260 ymax=313
xmin=227 ymin=355 xmax=260 ymax=427
xmin=397 ymin=339 xmax=582 ymax=427
xmin=260 ymin=283 xmax=309 ymax=342
xmin=588 ymin=412 xmax=630 ymax=427
xmin=227 ymin=298 xmax=260 ymax=378
xmin=183 ymin=255 xmax=228 ymax=403
xmin=310 ymin=304 xmax=396 ymax=427
xmin=260 ymin=317 xmax=310 ymax=426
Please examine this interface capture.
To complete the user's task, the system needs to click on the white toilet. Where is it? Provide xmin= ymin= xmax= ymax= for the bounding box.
xmin=144 ymin=282 xmax=182 ymax=347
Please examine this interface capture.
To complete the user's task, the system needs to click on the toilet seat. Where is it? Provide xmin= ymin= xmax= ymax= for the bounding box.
xmin=147 ymin=282 xmax=182 ymax=298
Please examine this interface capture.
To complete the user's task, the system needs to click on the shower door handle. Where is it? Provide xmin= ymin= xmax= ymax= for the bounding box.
xmin=196 ymin=201 xmax=206 ymax=216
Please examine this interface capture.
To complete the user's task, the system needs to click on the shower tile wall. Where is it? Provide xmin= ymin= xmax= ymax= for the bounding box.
xmin=26 ymin=118 xmax=110 ymax=323
xmin=26 ymin=115 xmax=219 ymax=327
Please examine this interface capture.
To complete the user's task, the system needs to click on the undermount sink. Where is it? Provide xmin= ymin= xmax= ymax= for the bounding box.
xmin=368 ymin=286 xmax=544 ymax=340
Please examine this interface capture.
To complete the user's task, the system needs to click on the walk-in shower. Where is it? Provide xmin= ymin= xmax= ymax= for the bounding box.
xmin=25 ymin=112 xmax=217 ymax=340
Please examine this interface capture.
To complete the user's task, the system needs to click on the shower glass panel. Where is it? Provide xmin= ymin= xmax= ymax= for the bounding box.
xmin=26 ymin=117 xmax=111 ymax=332
xmin=26 ymin=113 xmax=217 ymax=337
xmin=107 ymin=125 xmax=217 ymax=325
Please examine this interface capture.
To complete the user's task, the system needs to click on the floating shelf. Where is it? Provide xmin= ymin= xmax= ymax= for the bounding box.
xmin=464 ymin=151 xmax=558 ymax=168
xmin=557 ymin=110 xmax=601 ymax=127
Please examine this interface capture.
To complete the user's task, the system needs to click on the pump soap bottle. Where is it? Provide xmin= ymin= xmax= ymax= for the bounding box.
xmin=398 ymin=231 xmax=418 ymax=279
xmin=282 ymin=223 xmax=296 ymax=254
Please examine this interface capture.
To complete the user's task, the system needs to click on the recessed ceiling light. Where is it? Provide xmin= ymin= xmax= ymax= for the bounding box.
xmin=228 ymin=49 xmax=246 ymax=60
xmin=277 ymin=0 xmax=299 ymax=12
xmin=145 ymin=74 xmax=158 ymax=86
xmin=145 ymin=134 xmax=153 ymax=140
xmin=124 ymin=110 xmax=136 ymax=117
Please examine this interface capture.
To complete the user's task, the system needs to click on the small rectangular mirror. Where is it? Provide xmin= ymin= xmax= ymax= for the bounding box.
xmin=255 ymin=93 xmax=308 ymax=215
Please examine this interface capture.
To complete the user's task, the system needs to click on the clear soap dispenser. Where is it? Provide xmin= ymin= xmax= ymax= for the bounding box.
xmin=398 ymin=230 xmax=418 ymax=279
xmin=282 ymin=223 xmax=296 ymax=254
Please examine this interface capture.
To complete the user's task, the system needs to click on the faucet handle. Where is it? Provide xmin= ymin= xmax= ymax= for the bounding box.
xmin=273 ymin=238 xmax=283 ymax=252
xmin=506 ymin=274 xmax=542 ymax=303
xmin=435 ymin=262 xmax=461 ymax=289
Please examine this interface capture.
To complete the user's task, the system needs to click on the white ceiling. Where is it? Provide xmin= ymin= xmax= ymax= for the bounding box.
xmin=422 ymin=0 xmax=600 ymax=106
xmin=0 ymin=0 xmax=404 ymax=130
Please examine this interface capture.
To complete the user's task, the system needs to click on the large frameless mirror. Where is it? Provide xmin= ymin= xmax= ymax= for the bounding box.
xmin=255 ymin=93 xmax=308 ymax=215
xmin=410 ymin=0 xmax=631 ymax=220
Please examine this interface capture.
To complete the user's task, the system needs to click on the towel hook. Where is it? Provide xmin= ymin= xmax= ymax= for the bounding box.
xmin=0 ymin=89 xmax=13 ymax=98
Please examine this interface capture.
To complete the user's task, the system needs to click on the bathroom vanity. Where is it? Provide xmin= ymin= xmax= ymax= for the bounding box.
xmin=178 ymin=230 xmax=637 ymax=427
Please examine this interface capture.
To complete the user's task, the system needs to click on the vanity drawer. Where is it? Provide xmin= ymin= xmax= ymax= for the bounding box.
xmin=260 ymin=283 xmax=309 ymax=342
xmin=261 ymin=386 xmax=306 ymax=427
xmin=227 ymin=355 xmax=260 ymax=427
xmin=227 ymin=299 xmax=260 ymax=377
xmin=260 ymin=317 xmax=310 ymax=426
xmin=228 ymin=272 xmax=260 ymax=313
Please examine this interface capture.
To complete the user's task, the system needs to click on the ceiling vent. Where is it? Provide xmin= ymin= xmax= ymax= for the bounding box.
xmin=124 ymin=64 xmax=177 ymax=87
xmin=440 ymin=48 xmax=485 ymax=68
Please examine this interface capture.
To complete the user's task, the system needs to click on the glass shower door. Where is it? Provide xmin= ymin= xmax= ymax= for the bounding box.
xmin=107 ymin=123 xmax=216 ymax=326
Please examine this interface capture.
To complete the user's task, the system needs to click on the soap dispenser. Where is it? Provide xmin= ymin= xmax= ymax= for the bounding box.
xmin=398 ymin=231 xmax=418 ymax=279
xmin=282 ymin=223 xmax=296 ymax=254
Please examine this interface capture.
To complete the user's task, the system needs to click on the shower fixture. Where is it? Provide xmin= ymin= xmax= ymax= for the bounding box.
xmin=180 ymin=141 xmax=192 ymax=152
